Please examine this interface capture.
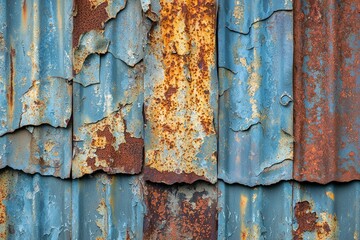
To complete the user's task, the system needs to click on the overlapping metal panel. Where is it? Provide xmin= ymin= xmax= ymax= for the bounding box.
xmin=0 ymin=0 xmax=73 ymax=178
xmin=143 ymin=0 xmax=218 ymax=184
xmin=0 ymin=169 xmax=145 ymax=239
xmin=218 ymin=0 xmax=293 ymax=186
xmin=294 ymin=0 xmax=360 ymax=183
xmin=218 ymin=181 xmax=360 ymax=240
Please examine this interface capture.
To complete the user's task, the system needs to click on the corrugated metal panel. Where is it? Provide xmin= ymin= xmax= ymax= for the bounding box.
xmin=0 ymin=169 xmax=145 ymax=239
xmin=294 ymin=0 xmax=360 ymax=183
xmin=0 ymin=0 xmax=73 ymax=178
xmin=72 ymin=52 xmax=144 ymax=178
xmin=144 ymin=0 xmax=218 ymax=184
xmin=218 ymin=0 xmax=293 ymax=186
xmin=143 ymin=182 xmax=217 ymax=239
xmin=218 ymin=181 xmax=360 ymax=240
xmin=0 ymin=0 xmax=73 ymax=135
xmin=0 ymin=125 xmax=71 ymax=178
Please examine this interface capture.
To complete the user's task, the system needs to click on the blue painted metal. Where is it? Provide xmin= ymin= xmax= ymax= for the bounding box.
xmin=218 ymin=0 xmax=293 ymax=186
xmin=0 ymin=0 xmax=73 ymax=135
xmin=72 ymin=52 xmax=144 ymax=178
xmin=0 ymin=169 xmax=145 ymax=239
xmin=0 ymin=0 xmax=73 ymax=177
xmin=0 ymin=125 xmax=71 ymax=178
xmin=218 ymin=180 xmax=360 ymax=240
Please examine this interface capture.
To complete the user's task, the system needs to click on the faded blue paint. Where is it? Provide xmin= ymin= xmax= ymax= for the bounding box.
xmin=219 ymin=180 xmax=360 ymax=239
xmin=1 ymin=169 xmax=145 ymax=240
xmin=218 ymin=0 xmax=293 ymax=186
xmin=0 ymin=125 xmax=71 ymax=178
xmin=0 ymin=0 xmax=73 ymax=136
xmin=105 ymin=0 xmax=152 ymax=66
xmin=72 ymin=52 xmax=144 ymax=178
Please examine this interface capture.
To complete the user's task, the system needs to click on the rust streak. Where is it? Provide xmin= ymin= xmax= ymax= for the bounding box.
xmin=7 ymin=49 xmax=15 ymax=121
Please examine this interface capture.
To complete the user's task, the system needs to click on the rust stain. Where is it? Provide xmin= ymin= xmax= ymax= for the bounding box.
xmin=143 ymin=182 xmax=217 ymax=240
xmin=74 ymin=111 xmax=143 ymax=176
xmin=7 ymin=48 xmax=16 ymax=122
xmin=145 ymin=0 xmax=217 ymax=184
xmin=0 ymin=171 xmax=10 ymax=239
xmin=294 ymin=0 xmax=360 ymax=182
xmin=22 ymin=0 xmax=27 ymax=25
xmin=293 ymin=201 xmax=337 ymax=240
xmin=143 ymin=168 xmax=208 ymax=185
xmin=73 ymin=0 xmax=109 ymax=47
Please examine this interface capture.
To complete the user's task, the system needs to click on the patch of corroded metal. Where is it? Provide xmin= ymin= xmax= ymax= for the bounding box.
xmin=0 ymin=170 xmax=10 ymax=239
xmin=143 ymin=182 xmax=217 ymax=240
xmin=72 ymin=53 xmax=144 ymax=178
xmin=293 ymin=201 xmax=337 ymax=240
xmin=294 ymin=0 xmax=360 ymax=183
xmin=144 ymin=0 xmax=218 ymax=184
xmin=73 ymin=0 xmax=126 ymax=48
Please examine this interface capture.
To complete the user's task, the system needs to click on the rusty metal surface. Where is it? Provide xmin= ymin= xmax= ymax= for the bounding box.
xmin=0 ymin=169 xmax=145 ymax=239
xmin=143 ymin=181 xmax=217 ymax=240
xmin=143 ymin=0 xmax=218 ymax=184
xmin=219 ymin=181 xmax=360 ymax=240
xmin=218 ymin=0 xmax=293 ymax=186
xmin=294 ymin=0 xmax=360 ymax=183
xmin=72 ymin=52 xmax=144 ymax=178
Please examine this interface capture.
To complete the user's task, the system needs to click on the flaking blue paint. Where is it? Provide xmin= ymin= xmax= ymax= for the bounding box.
xmin=218 ymin=0 xmax=293 ymax=186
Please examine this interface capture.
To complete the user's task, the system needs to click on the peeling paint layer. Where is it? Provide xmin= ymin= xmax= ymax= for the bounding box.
xmin=218 ymin=0 xmax=293 ymax=186
xmin=219 ymin=181 xmax=360 ymax=240
xmin=294 ymin=0 xmax=360 ymax=183
xmin=0 ymin=169 xmax=145 ymax=239
xmin=144 ymin=0 xmax=218 ymax=184
xmin=144 ymin=182 xmax=217 ymax=240
xmin=0 ymin=0 xmax=73 ymax=136
xmin=72 ymin=53 xmax=144 ymax=178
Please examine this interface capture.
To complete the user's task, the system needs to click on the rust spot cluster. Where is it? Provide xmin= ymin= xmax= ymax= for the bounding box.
xmin=294 ymin=0 xmax=360 ymax=182
xmin=143 ymin=183 xmax=217 ymax=240
xmin=145 ymin=0 xmax=217 ymax=183
xmin=293 ymin=201 xmax=335 ymax=240
xmin=73 ymin=0 xmax=109 ymax=47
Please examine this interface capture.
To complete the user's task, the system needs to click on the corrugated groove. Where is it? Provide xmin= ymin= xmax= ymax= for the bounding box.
xmin=143 ymin=0 xmax=218 ymax=184
xmin=294 ymin=0 xmax=360 ymax=183
xmin=218 ymin=0 xmax=293 ymax=186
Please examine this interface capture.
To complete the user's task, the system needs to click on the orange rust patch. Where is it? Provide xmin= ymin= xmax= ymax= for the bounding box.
xmin=145 ymin=0 xmax=217 ymax=184
xmin=22 ymin=0 xmax=27 ymax=25
xmin=73 ymin=0 xmax=109 ymax=47
xmin=293 ymin=201 xmax=336 ymax=240
xmin=0 ymin=171 xmax=10 ymax=239
xmin=143 ymin=182 xmax=217 ymax=240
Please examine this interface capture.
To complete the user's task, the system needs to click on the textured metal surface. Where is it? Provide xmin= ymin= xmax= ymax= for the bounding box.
xmin=72 ymin=52 xmax=144 ymax=178
xmin=0 ymin=169 xmax=145 ymax=239
xmin=144 ymin=0 xmax=218 ymax=184
xmin=0 ymin=0 xmax=73 ymax=178
xmin=294 ymin=0 xmax=360 ymax=183
xmin=143 ymin=181 xmax=217 ymax=240
xmin=218 ymin=0 xmax=293 ymax=186
xmin=0 ymin=0 xmax=73 ymax=135
xmin=0 ymin=125 xmax=71 ymax=178
xmin=218 ymin=181 xmax=360 ymax=240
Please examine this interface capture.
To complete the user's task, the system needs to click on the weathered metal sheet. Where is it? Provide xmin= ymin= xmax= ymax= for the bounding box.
xmin=0 ymin=0 xmax=73 ymax=177
xmin=218 ymin=0 xmax=293 ymax=186
xmin=0 ymin=0 xmax=73 ymax=136
xmin=0 ymin=169 xmax=145 ymax=239
xmin=72 ymin=52 xmax=144 ymax=178
xmin=219 ymin=181 xmax=360 ymax=240
xmin=143 ymin=181 xmax=217 ymax=240
xmin=294 ymin=0 xmax=360 ymax=183
xmin=0 ymin=125 xmax=71 ymax=178
xmin=144 ymin=0 xmax=218 ymax=184
xmin=218 ymin=181 xmax=293 ymax=239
